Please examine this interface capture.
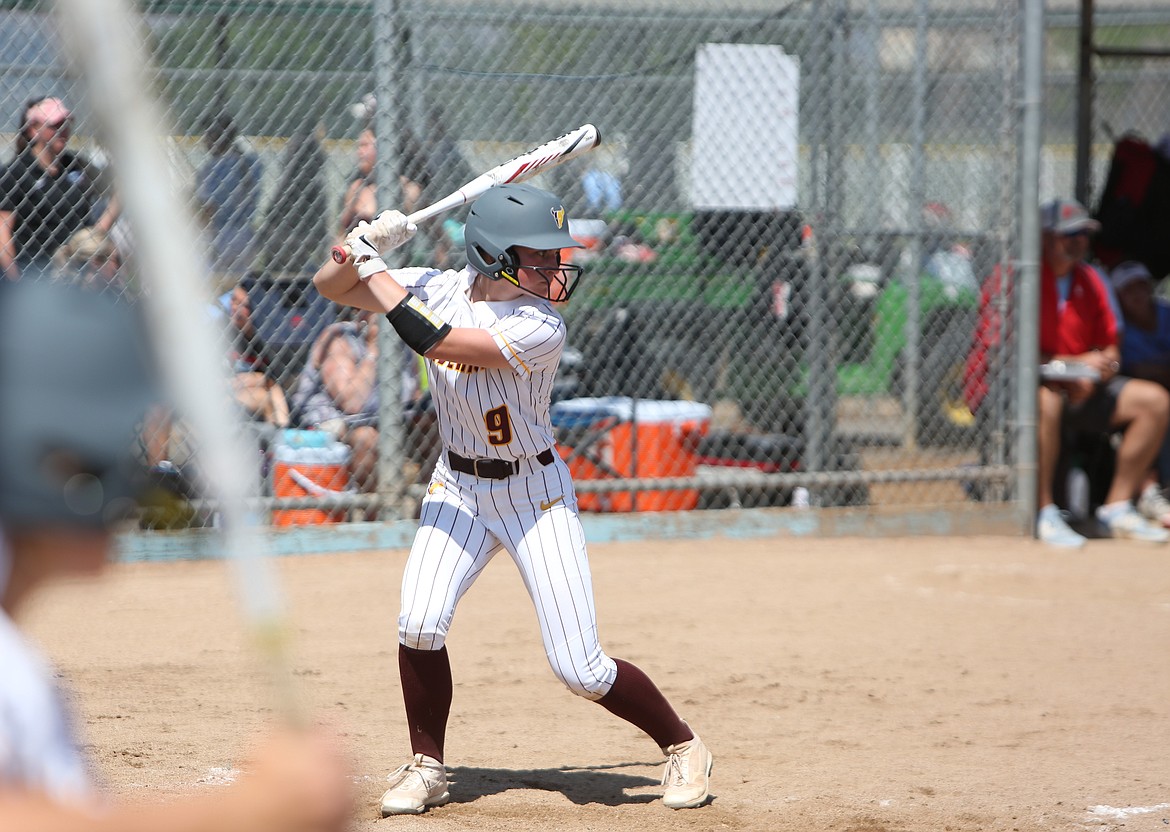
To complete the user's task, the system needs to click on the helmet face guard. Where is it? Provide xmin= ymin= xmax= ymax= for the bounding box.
xmin=497 ymin=257 xmax=583 ymax=303
xmin=464 ymin=183 xmax=585 ymax=302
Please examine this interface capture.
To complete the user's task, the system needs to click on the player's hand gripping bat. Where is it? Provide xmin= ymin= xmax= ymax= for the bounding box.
xmin=331 ymin=123 xmax=601 ymax=264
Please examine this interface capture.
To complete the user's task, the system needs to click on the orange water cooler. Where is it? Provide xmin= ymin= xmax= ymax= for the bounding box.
xmin=551 ymin=398 xmax=712 ymax=512
xmin=271 ymin=436 xmax=351 ymax=526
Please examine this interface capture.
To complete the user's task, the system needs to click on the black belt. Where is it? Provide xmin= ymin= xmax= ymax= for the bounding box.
xmin=447 ymin=448 xmax=555 ymax=479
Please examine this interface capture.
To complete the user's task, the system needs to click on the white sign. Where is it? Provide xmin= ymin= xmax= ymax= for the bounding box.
xmin=690 ymin=43 xmax=800 ymax=211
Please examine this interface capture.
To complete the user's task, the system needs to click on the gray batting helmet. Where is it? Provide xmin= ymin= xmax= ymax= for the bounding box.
xmin=464 ymin=183 xmax=584 ymax=302
xmin=0 ymin=280 xmax=159 ymax=530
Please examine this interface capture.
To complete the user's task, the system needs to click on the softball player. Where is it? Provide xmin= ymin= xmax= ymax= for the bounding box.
xmin=314 ymin=183 xmax=713 ymax=814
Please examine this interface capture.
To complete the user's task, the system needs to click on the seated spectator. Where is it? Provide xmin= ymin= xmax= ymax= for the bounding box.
xmin=966 ymin=199 xmax=1170 ymax=547
xmin=226 ymin=282 xmax=290 ymax=429
xmin=1110 ymin=259 xmax=1170 ymax=524
xmin=1112 ymin=260 xmax=1170 ymax=387
xmin=52 ymin=226 xmax=126 ymax=293
xmin=291 ymin=311 xmax=380 ymax=495
xmin=141 ymin=283 xmax=290 ymax=481
xmin=337 ymin=126 xmax=381 ymax=237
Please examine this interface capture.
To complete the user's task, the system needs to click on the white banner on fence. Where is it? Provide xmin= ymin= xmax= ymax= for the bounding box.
xmin=690 ymin=43 xmax=800 ymax=211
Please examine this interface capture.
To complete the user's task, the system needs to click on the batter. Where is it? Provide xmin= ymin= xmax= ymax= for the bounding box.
xmin=313 ymin=183 xmax=713 ymax=815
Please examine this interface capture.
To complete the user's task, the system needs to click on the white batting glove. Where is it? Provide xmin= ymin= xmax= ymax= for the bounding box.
xmin=346 ymin=223 xmax=388 ymax=281
xmin=366 ymin=210 xmax=417 ymax=252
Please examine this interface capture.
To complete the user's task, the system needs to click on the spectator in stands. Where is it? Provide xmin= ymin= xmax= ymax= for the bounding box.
xmin=341 ymin=100 xmax=471 ymax=271
xmin=196 ymin=113 xmax=262 ymax=289
xmin=1112 ymin=260 xmax=1170 ymax=387
xmin=336 ymin=126 xmax=427 ymax=244
xmin=258 ymin=123 xmax=327 ymax=277
xmin=417 ymin=107 xmax=474 ymax=270
xmin=965 ymin=198 xmax=1170 ymax=547
xmin=52 ymin=226 xmax=126 ymax=293
xmin=581 ymin=167 xmax=623 ymax=215
xmin=227 ymin=282 xmax=291 ymax=430
xmin=291 ymin=311 xmax=380 ymax=496
xmin=334 ymin=122 xmax=434 ymax=484
xmin=1110 ymin=260 xmax=1170 ymax=525
xmin=609 ymin=220 xmax=657 ymax=263
xmin=0 ymin=96 xmax=117 ymax=281
xmin=337 ymin=127 xmax=382 ymax=237
xmin=141 ymin=283 xmax=290 ymax=485
xmin=288 ymin=308 xmax=441 ymax=518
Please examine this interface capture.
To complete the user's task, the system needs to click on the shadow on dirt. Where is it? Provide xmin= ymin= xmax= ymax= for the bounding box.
xmin=444 ymin=760 xmax=668 ymax=807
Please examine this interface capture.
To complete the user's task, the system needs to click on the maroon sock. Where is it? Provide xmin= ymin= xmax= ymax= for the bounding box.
xmin=596 ymin=658 xmax=694 ymax=749
xmin=398 ymin=644 xmax=452 ymax=762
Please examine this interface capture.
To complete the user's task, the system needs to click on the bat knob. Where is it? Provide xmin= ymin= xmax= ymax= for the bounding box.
xmin=330 ymin=245 xmax=349 ymax=264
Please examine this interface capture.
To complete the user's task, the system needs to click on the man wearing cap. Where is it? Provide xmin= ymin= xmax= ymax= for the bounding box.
xmin=0 ymin=96 xmax=115 ymax=281
xmin=1033 ymin=199 xmax=1170 ymax=546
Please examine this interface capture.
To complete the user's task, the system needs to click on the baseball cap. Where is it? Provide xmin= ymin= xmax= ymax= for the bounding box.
xmin=1040 ymin=198 xmax=1101 ymax=235
xmin=25 ymin=96 xmax=71 ymax=127
xmin=1111 ymin=260 xmax=1153 ymax=292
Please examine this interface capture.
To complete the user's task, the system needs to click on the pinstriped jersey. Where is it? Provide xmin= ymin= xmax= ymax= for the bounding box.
xmin=389 ymin=266 xmax=564 ymax=460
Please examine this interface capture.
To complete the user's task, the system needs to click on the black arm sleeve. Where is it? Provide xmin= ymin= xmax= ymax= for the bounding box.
xmin=385 ymin=293 xmax=451 ymax=356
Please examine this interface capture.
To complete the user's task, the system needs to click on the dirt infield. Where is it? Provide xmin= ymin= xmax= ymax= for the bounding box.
xmin=24 ymin=534 xmax=1170 ymax=831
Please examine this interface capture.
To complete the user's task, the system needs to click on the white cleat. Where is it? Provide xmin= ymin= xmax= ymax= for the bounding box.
xmin=379 ymin=753 xmax=450 ymax=816
xmin=661 ymin=733 xmax=713 ymax=809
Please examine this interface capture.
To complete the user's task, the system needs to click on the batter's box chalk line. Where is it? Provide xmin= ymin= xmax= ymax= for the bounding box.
xmin=195 ymin=767 xmax=238 ymax=786
xmin=1083 ymin=803 xmax=1170 ymax=828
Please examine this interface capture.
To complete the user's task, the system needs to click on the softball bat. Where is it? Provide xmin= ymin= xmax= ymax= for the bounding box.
xmin=332 ymin=123 xmax=601 ymax=264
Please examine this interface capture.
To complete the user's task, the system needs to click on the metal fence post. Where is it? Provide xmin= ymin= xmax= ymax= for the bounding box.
xmin=1017 ymin=0 xmax=1045 ymax=536
xmin=374 ymin=0 xmax=406 ymax=520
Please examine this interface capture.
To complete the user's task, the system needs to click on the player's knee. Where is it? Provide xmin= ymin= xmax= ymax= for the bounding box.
xmin=399 ymin=629 xmax=447 ymax=651
xmin=561 ymin=677 xmax=609 ymax=701
xmin=398 ymin=615 xmax=448 ymax=651
xmin=550 ymin=654 xmax=617 ymax=701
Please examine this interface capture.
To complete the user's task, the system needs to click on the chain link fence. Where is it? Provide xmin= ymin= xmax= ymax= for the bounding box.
xmin=5 ymin=0 xmax=1159 ymax=532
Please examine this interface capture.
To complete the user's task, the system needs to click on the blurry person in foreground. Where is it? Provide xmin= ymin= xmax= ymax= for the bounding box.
xmin=0 ymin=279 xmax=353 ymax=832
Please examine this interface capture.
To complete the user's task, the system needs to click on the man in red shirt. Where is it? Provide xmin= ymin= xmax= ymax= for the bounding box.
xmin=966 ymin=199 xmax=1169 ymax=546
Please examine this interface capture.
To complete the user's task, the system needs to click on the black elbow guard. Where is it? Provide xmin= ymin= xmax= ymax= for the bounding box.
xmin=386 ymin=293 xmax=452 ymax=355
